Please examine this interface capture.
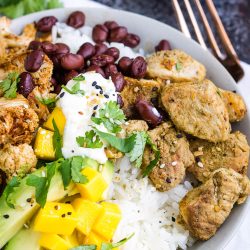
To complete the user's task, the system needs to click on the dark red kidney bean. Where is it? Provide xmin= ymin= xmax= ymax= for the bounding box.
xmin=67 ymin=11 xmax=85 ymax=28
xmin=92 ymin=24 xmax=108 ymax=43
xmin=123 ymin=33 xmax=140 ymax=48
xmin=104 ymin=64 xmax=118 ymax=78
xmin=28 ymin=40 xmax=42 ymax=50
xmin=155 ymin=39 xmax=171 ymax=52
xmin=50 ymin=53 xmax=65 ymax=69
xmin=94 ymin=43 xmax=108 ymax=56
xmin=105 ymin=47 xmax=120 ymax=61
xmin=117 ymin=94 xmax=124 ymax=108
xmin=131 ymin=56 xmax=147 ymax=78
xmin=41 ymin=41 xmax=57 ymax=54
xmin=118 ymin=56 xmax=133 ymax=75
xmin=86 ymin=65 xmax=105 ymax=78
xmin=90 ymin=54 xmax=114 ymax=67
xmin=135 ymin=100 xmax=163 ymax=127
xmin=51 ymin=77 xmax=57 ymax=86
xmin=25 ymin=50 xmax=44 ymax=72
xmin=54 ymin=43 xmax=70 ymax=54
xmin=111 ymin=72 xmax=125 ymax=92
xmin=77 ymin=42 xmax=95 ymax=59
xmin=63 ymin=70 xmax=79 ymax=84
xmin=18 ymin=72 xmax=35 ymax=97
xmin=104 ymin=21 xmax=119 ymax=30
xmin=60 ymin=53 xmax=84 ymax=70
xmin=36 ymin=16 xmax=57 ymax=32
xmin=108 ymin=26 xmax=128 ymax=42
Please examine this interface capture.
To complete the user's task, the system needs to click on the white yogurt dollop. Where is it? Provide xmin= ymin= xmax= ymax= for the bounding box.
xmin=58 ymin=72 xmax=117 ymax=163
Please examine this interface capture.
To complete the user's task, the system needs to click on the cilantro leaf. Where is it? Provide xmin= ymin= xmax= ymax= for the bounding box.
xmin=26 ymin=161 xmax=57 ymax=207
xmin=0 ymin=72 xmax=20 ymax=99
xmin=73 ymin=75 xmax=85 ymax=81
xmin=71 ymin=156 xmax=88 ymax=184
xmin=52 ymin=119 xmax=63 ymax=159
xmin=76 ymin=130 xmax=103 ymax=149
xmin=62 ymin=82 xmax=85 ymax=95
xmin=37 ymin=96 xmax=58 ymax=109
xmin=92 ymin=101 xmax=125 ymax=133
xmin=101 ymin=233 xmax=134 ymax=250
xmin=3 ymin=176 xmax=20 ymax=208
xmin=175 ymin=62 xmax=182 ymax=71
xmin=70 ymin=245 xmax=97 ymax=250
xmin=59 ymin=158 xmax=72 ymax=189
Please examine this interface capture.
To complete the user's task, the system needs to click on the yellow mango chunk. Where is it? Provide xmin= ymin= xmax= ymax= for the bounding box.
xmin=76 ymin=167 xmax=108 ymax=202
xmin=83 ymin=231 xmax=106 ymax=250
xmin=62 ymin=232 xmax=79 ymax=247
xmin=39 ymin=234 xmax=72 ymax=250
xmin=72 ymin=198 xmax=103 ymax=235
xmin=34 ymin=202 xmax=77 ymax=235
xmin=34 ymin=127 xmax=55 ymax=160
xmin=44 ymin=107 xmax=66 ymax=135
xmin=93 ymin=202 xmax=121 ymax=241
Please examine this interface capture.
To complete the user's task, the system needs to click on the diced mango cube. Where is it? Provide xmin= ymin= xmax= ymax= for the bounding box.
xmin=34 ymin=202 xmax=77 ymax=235
xmin=39 ymin=234 xmax=72 ymax=250
xmin=72 ymin=198 xmax=103 ymax=235
xmin=83 ymin=231 xmax=106 ymax=250
xmin=76 ymin=167 xmax=108 ymax=202
xmin=62 ymin=231 xmax=79 ymax=247
xmin=34 ymin=127 xmax=55 ymax=160
xmin=44 ymin=107 xmax=66 ymax=135
xmin=93 ymin=202 xmax=121 ymax=241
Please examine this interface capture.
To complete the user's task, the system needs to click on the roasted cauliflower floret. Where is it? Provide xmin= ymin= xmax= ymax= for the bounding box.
xmin=187 ymin=131 xmax=250 ymax=182
xmin=0 ymin=143 xmax=37 ymax=181
xmin=161 ymin=79 xmax=231 ymax=142
xmin=0 ymin=95 xmax=39 ymax=145
xmin=143 ymin=122 xmax=194 ymax=191
xmin=179 ymin=168 xmax=250 ymax=240
xmin=146 ymin=49 xmax=206 ymax=82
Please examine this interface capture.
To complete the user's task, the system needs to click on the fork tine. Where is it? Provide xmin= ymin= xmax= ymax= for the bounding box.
xmin=194 ymin=0 xmax=223 ymax=59
xmin=205 ymin=0 xmax=239 ymax=60
xmin=172 ymin=0 xmax=191 ymax=38
xmin=183 ymin=0 xmax=207 ymax=49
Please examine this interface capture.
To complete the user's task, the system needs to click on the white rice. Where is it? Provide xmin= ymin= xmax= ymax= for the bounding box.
xmin=107 ymin=157 xmax=195 ymax=250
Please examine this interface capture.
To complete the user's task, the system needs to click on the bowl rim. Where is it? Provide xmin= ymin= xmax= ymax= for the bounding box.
xmin=10 ymin=7 xmax=250 ymax=250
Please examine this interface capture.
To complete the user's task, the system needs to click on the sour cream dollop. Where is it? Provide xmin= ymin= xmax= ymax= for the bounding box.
xmin=58 ymin=72 xmax=117 ymax=163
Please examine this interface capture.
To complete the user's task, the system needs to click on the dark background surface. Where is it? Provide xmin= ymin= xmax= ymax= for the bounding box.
xmin=94 ymin=0 xmax=250 ymax=63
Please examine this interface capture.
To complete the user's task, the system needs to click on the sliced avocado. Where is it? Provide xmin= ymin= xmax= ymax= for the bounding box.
xmin=82 ymin=157 xmax=99 ymax=170
xmin=5 ymin=226 xmax=41 ymax=250
xmin=101 ymin=160 xmax=115 ymax=199
xmin=0 ymin=168 xmax=74 ymax=248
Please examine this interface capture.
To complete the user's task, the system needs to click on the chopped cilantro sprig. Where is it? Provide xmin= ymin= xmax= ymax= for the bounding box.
xmin=76 ymin=130 xmax=103 ymax=149
xmin=0 ymin=72 xmax=20 ymax=99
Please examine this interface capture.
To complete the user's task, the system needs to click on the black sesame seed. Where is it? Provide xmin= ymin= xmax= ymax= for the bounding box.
xmin=232 ymin=90 xmax=237 ymax=93
xmin=159 ymin=221 xmax=162 ymax=223
xmin=61 ymin=214 xmax=66 ymax=218
xmin=26 ymin=198 xmax=32 ymax=202
xmin=113 ymin=94 xmax=115 ymax=96
xmin=59 ymin=92 xmax=65 ymax=98
xmin=54 ymin=205 xmax=60 ymax=210
xmin=92 ymin=112 xmax=96 ymax=117
xmin=93 ymin=105 xmax=98 ymax=110
xmin=92 ymin=81 xmax=97 ymax=86
xmin=166 ymin=177 xmax=171 ymax=183
xmin=100 ymin=90 xmax=103 ymax=95
xmin=3 ymin=214 xmax=9 ymax=219
xmin=104 ymin=94 xmax=109 ymax=98
xmin=65 ymin=201 xmax=71 ymax=204
xmin=71 ymin=150 xmax=75 ymax=153
xmin=96 ymin=94 xmax=99 ymax=96
xmin=195 ymin=156 xmax=201 ymax=163
xmin=172 ymin=217 xmax=176 ymax=222
xmin=67 ymin=212 xmax=72 ymax=215
xmin=95 ymin=85 xmax=102 ymax=90
xmin=176 ymin=134 xmax=183 ymax=138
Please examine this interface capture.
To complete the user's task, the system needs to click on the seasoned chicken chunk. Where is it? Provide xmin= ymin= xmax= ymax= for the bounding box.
xmin=143 ymin=122 xmax=194 ymax=191
xmin=120 ymin=77 xmax=162 ymax=118
xmin=0 ymin=95 xmax=39 ymax=145
xmin=0 ymin=52 xmax=53 ymax=93
xmin=220 ymin=89 xmax=247 ymax=122
xmin=179 ymin=168 xmax=250 ymax=240
xmin=161 ymin=79 xmax=231 ymax=142
xmin=146 ymin=49 xmax=206 ymax=82
xmin=0 ymin=143 xmax=37 ymax=181
xmin=187 ymin=131 xmax=249 ymax=182
xmin=121 ymin=119 xmax=148 ymax=136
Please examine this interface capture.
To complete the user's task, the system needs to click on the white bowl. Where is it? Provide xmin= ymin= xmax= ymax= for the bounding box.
xmin=11 ymin=7 xmax=250 ymax=250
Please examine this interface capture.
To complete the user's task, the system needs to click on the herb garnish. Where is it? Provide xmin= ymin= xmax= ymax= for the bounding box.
xmin=52 ymin=119 xmax=63 ymax=159
xmin=37 ymin=96 xmax=58 ymax=109
xmin=70 ymin=246 xmax=97 ymax=250
xmin=175 ymin=62 xmax=182 ymax=71
xmin=73 ymin=75 xmax=85 ymax=81
xmin=76 ymin=130 xmax=103 ymax=149
xmin=92 ymin=101 xmax=126 ymax=133
xmin=3 ymin=176 xmax=20 ymax=208
xmin=0 ymin=72 xmax=20 ymax=99
xmin=62 ymin=82 xmax=85 ymax=95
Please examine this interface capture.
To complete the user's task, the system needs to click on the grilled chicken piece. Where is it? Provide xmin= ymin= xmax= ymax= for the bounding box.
xmin=121 ymin=119 xmax=149 ymax=136
xmin=120 ymin=77 xmax=162 ymax=118
xmin=0 ymin=95 xmax=39 ymax=145
xmin=220 ymin=89 xmax=247 ymax=122
xmin=0 ymin=143 xmax=37 ymax=181
xmin=161 ymin=79 xmax=231 ymax=142
xmin=179 ymin=168 xmax=250 ymax=240
xmin=146 ymin=49 xmax=206 ymax=83
xmin=188 ymin=131 xmax=250 ymax=182
xmin=143 ymin=122 xmax=194 ymax=191
xmin=0 ymin=52 xmax=53 ymax=93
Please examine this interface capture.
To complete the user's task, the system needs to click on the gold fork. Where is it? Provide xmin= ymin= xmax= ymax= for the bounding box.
xmin=172 ymin=0 xmax=244 ymax=82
